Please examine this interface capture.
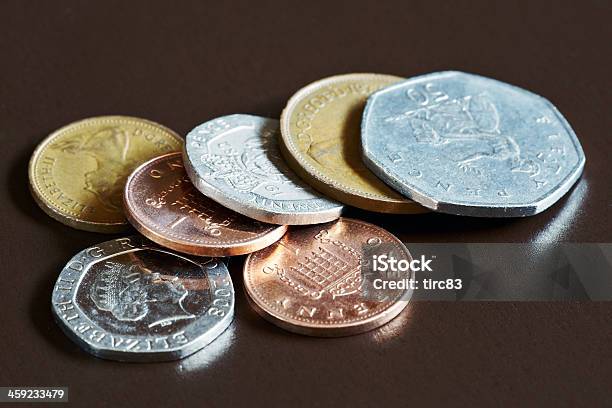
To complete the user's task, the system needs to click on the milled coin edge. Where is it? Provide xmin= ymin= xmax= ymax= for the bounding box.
xmin=28 ymin=115 xmax=184 ymax=232
xmin=279 ymin=73 xmax=427 ymax=214
xmin=183 ymin=114 xmax=344 ymax=225
xmin=361 ymin=71 xmax=586 ymax=217
xmin=50 ymin=237 xmax=236 ymax=361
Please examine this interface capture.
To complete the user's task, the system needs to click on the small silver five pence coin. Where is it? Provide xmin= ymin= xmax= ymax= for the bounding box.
xmin=183 ymin=114 xmax=343 ymax=225
xmin=361 ymin=71 xmax=585 ymax=217
xmin=51 ymin=236 xmax=235 ymax=362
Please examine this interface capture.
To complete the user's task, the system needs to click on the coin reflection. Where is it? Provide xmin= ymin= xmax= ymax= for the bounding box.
xmin=534 ymin=179 xmax=588 ymax=243
xmin=369 ymin=305 xmax=414 ymax=344
xmin=176 ymin=324 xmax=236 ymax=374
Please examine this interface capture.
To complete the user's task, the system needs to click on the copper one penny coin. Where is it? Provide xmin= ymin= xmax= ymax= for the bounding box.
xmin=243 ymin=217 xmax=413 ymax=336
xmin=124 ymin=152 xmax=287 ymax=256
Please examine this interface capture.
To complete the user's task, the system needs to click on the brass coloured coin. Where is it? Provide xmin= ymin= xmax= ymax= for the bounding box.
xmin=280 ymin=73 xmax=427 ymax=214
xmin=29 ymin=116 xmax=183 ymax=232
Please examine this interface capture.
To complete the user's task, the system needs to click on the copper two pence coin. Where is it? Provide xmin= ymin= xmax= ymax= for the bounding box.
xmin=124 ymin=152 xmax=287 ymax=256
xmin=243 ymin=217 xmax=414 ymax=336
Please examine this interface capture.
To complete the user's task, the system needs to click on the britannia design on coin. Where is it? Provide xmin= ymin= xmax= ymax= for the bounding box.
xmin=183 ymin=114 xmax=343 ymax=225
xmin=279 ymin=73 xmax=427 ymax=214
xmin=243 ymin=218 xmax=414 ymax=336
xmin=124 ymin=152 xmax=287 ymax=256
xmin=52 ymin=236 xmax=235 ymax=362
xmin=29 ymin=116 xmax=183 ymax=232
xmin=362 ymin=71 xmax=585 ymax=217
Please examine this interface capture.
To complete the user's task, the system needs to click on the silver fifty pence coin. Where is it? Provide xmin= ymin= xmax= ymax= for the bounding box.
xmin=362 ymin=71 xmax=585 ymax=217
xmin=51 ymin=236 xmax=234 ymax=362
xmin=183 ymin=114 xmax=343 ymax=225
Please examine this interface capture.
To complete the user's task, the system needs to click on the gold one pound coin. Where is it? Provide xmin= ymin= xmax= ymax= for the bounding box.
xmin=280 ymin=73 xmax=427 ymax=214
xmin=29 ymin=116 xmax=183 ymax=232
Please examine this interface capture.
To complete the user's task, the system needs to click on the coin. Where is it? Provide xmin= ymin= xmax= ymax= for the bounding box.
xmin=362 ymin=71 xmax=586 ymax=217
xmin=279 ymin=73 xmax=427 ymax=214
xmin=29 ymin=116 xmax=183 ymax=232
xmin=183 ymin=114 xmax=343 ymax=225
xmin=243 ymin=218 xmax=414 ymax=336
xmin=51 ymin=236 xmax=234 ymax=362
xmin=124 ymin=152 xmax=287 ymax=256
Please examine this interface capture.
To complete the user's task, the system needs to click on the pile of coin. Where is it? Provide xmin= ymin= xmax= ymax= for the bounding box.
xmin=29 ymin=71 xmax=585 ymax=361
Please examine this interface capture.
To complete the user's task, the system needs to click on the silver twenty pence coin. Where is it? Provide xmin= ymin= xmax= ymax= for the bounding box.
xmin=362 ymin=71 xmax=585 ymax=217
xmin=183 ymin=114 xmax=343 ymax=225
xmin=51 ymin=236 xmax=234 ymax=362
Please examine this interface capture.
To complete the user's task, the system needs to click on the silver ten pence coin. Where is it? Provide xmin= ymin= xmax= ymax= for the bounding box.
xmin=51 ymin=236 xmax=234 ymax=362
xmin=362 ymin=71 xmax=585 ymax=217
xmin=183 ymin=114 xmax=343 ymax=225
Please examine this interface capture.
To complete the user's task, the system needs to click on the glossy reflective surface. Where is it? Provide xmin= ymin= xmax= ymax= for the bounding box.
xmin=4 ymin=2 xmax=610 ymax=406
xmin=362 ymin=71 xmax=585 ymax=216
xmin=280 ymin=74 xmax=427 ymax=214
xmin=244 ymin=218 xmax=413 ymax=336
xmin=29 ymin=116 xmax=183 ymax=232
xmin=52 ymin=236 xmax=235 ymax=361
xmin=124 ymin=153 xmax=287 ymax=256
xmin=184 ymin=115 xmax=342 ymax=225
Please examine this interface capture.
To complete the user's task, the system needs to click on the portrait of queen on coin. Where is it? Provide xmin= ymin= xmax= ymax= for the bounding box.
xmin=51 ymin=126 xmax=140 ymax=212
xmin=79 ymin=249 xmax=212 ymax=335
xmin=52 ymin=237 xmax=234 ymax=361
xmin=89 ymin=260 xmax=196 ymax=328
xmin=29 ymin=116 xmax=183 ymax=232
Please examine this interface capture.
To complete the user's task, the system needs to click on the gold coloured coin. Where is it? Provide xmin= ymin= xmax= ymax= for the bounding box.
xmin=280 ymin=73 xmax=427 ymax=213
xmin=29 ymin=116 xmax=183 ymax=232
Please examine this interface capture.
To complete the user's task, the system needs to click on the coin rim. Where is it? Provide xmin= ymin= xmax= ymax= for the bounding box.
xmin=361 ymin=71 xmax=587 ymax=217
xmin=124 ymin=152 xmax=289 ymax=256
xmin=242 ymin=217 xmax=414 ymax=336
xmin=183 ymin=114 xmax=344 ymax=225
xmin=51 ymin=236 xmax=235 ymax=362
xmin=28 ymin=115 xmax=184 ymax=233
xmin=279 ymin=73 xmax=427 ymax=214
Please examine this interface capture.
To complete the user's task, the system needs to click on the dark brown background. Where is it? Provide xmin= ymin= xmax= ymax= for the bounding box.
xmin=1 ymin=1 xmax=611 ymax=407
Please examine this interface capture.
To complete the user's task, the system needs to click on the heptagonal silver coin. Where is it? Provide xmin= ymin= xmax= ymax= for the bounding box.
xmin=183 ymin=114 xmax=343 ymax=225
xmin=361 ymin=71 xmax=585 ymax=217
xmin=51 ymin=236 xmax=234 ymax=362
